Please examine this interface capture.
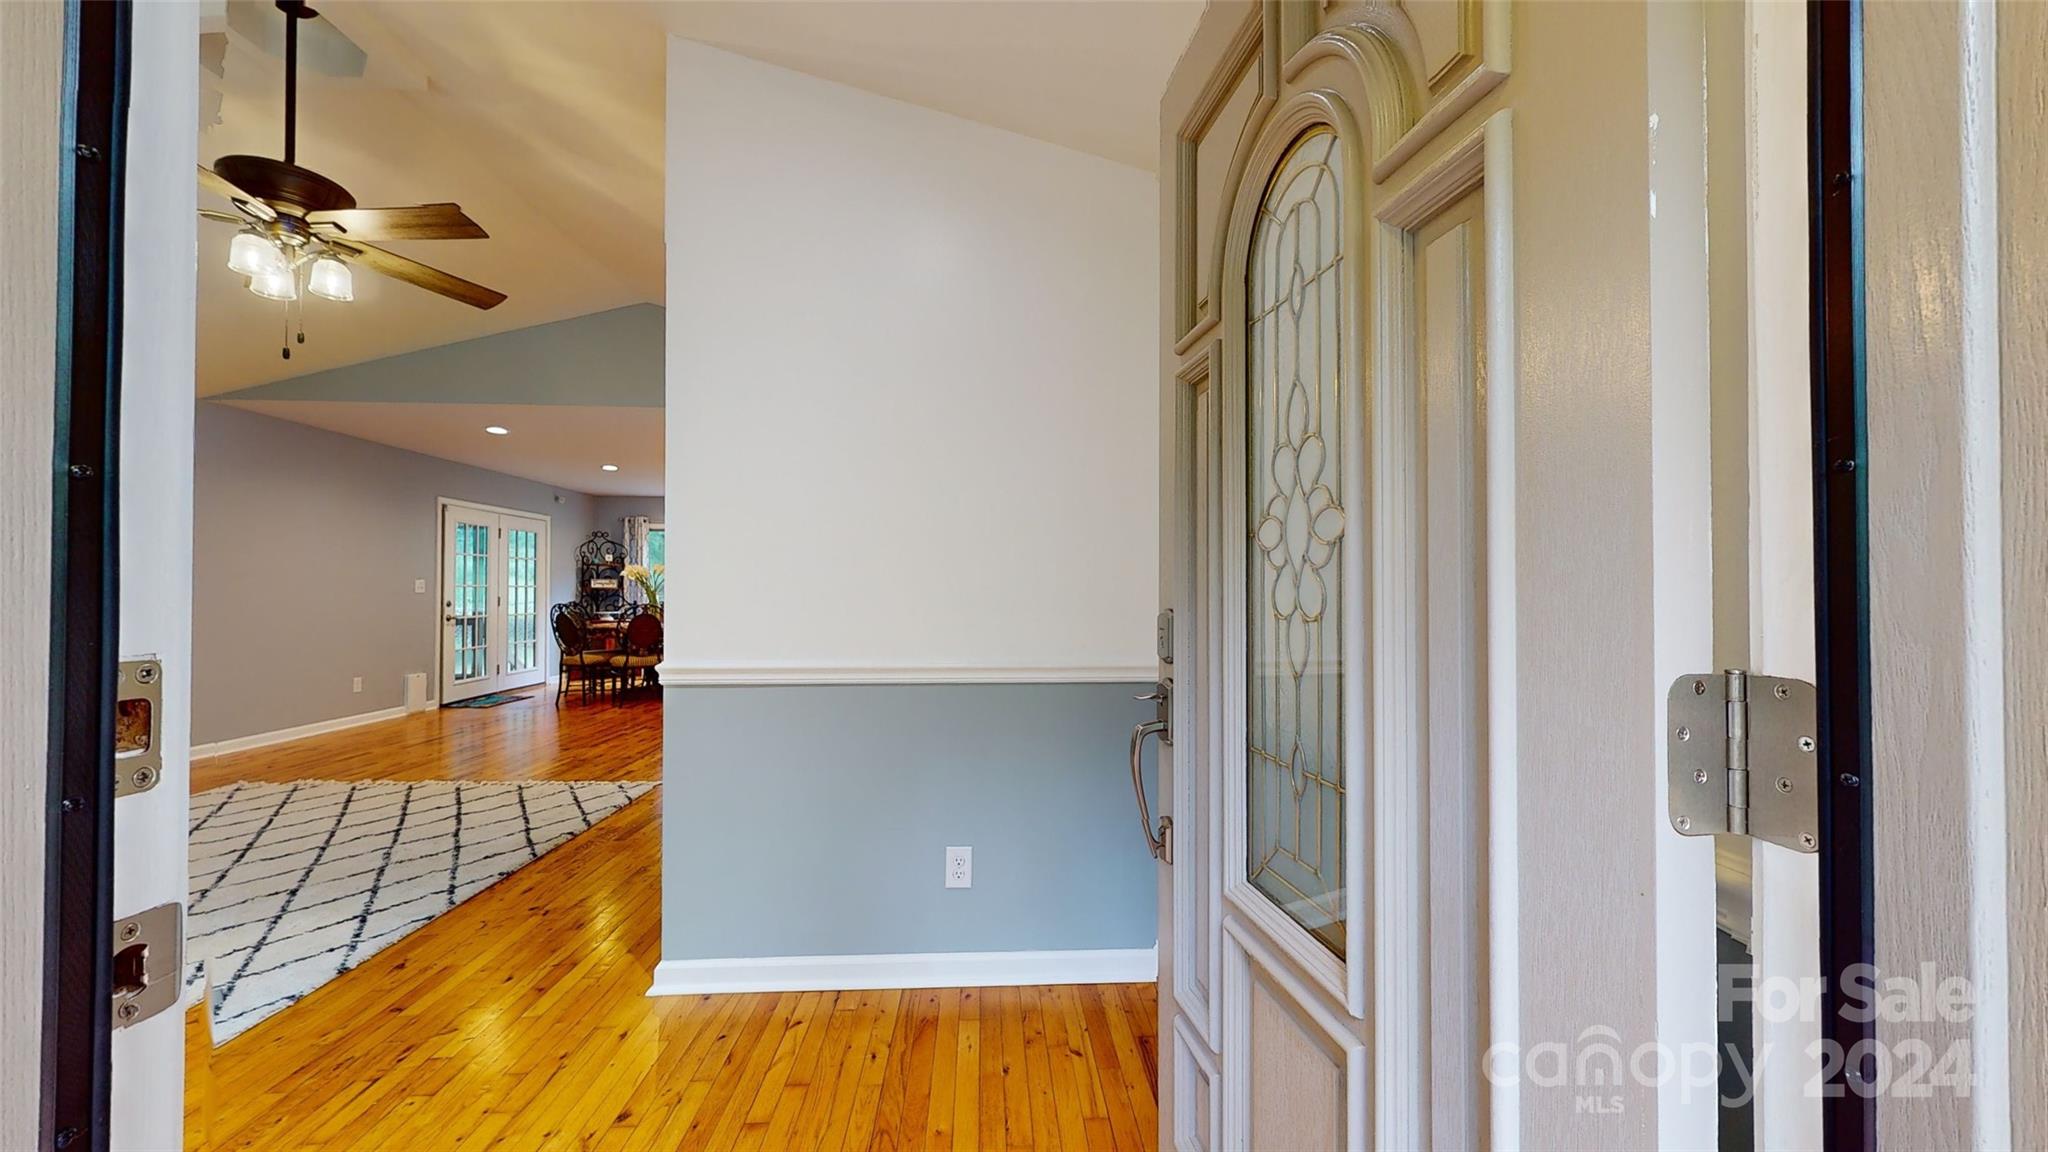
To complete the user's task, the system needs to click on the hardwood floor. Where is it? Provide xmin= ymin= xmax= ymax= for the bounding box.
xmin=191 ymin=691 xmax=664 ymax=791
xmin=187 ymin=695 xmax=1159 ymax=1151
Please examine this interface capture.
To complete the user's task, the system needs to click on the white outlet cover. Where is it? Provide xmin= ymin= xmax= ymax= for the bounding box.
xmin=351 ymin=676 xmax=363 ymax=693
xmin=945 ymin=846 xmax=972 ymax=889
xmin=414 ymin=578 xmax=427 ymax=594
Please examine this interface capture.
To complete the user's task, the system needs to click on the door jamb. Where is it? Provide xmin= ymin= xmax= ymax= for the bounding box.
xmin=42 ymin=2 xmax=131 ymax=1148
xmin=1806 ymin=0 xmax=1876 ymax=1147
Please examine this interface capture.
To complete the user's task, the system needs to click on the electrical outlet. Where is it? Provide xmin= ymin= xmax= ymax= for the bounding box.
xmin=414 ymin=578 xmax=427 ymax=594
xmin=945 ymin=846 xmax=972 ymax=889
xmin=351 ymin=676 xmax=363 ymax=694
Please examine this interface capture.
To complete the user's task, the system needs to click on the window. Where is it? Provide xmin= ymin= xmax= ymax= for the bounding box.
xmin=1244 ymin=128 xmax=1348 ymax=958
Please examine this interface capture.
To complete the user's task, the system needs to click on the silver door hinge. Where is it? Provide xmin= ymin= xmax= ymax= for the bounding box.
xmin=1668 ymin=670 xmax=1819 ymax=853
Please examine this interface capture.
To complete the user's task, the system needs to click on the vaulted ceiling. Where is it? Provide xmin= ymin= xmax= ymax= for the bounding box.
xmin=197 ymin=0 xmax=1201 ymax=396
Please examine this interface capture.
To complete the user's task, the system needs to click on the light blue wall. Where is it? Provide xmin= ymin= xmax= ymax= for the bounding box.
xmin=219 ymin=304 xmax=663 ymax=406
xmin=662 ymin=683 xmax=1159 ymax=959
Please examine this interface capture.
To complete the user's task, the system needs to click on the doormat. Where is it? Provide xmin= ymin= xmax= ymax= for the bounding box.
xmin=184 ymin=777 xmax=652 ymax=1043
xmin=444 ymin=691 xmax=533 ymax=709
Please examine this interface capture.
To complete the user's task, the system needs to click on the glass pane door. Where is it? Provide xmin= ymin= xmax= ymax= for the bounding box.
xmin=504 ymin=517 xmax=544 ymax=677
xmin=1245 ymin=129 xmax=1349 ymax=957
xmin=452 ymin=518 xmax=492 ymax=687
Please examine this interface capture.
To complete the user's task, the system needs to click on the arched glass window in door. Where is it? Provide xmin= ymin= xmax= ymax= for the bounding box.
xmin=1245 ymin=128 xmax=1348 ymax=957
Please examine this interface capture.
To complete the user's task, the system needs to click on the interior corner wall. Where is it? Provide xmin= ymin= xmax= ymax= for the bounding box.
xmin=192 ymin=403 xmax=598 ymax=746
xmin=661 ymin=40 xmax=1160 ymax=973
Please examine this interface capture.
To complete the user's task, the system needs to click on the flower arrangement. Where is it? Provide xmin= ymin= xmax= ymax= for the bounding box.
xmin=621 ymin=563 xmax=664 ymax=610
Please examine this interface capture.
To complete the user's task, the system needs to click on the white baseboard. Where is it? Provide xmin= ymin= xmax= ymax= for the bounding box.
xmin=191 ymin=704 xmax=410 ymax=761
xmin=647 ymin=946 xmax=1158 ymax=996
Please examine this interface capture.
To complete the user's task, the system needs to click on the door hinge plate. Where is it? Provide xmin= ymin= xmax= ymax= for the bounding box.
xmin=114 ymin=658 xmax=163 ymax=797
xmin=1668 ymin=670 xmax=1818 ymax=853
xmin=112 ymin=902 xmax=182 ymax=1029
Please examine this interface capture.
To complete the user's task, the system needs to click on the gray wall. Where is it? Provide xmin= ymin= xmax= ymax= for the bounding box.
xmin=590 ymin=495 xmax=665 ymax=529
xmin=662 ymin=684 xmax=1158 ymax=959
xmin=194 ymin=403 xmax=598 ymax=744
xmin=219 ymin=304 xmax=664 ymax=406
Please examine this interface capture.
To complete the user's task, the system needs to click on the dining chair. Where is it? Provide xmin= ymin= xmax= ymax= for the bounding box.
xmin=551 ymin=604 xmax=612 ymax=704
xmin=608 ymin=604 xmax=663 ymax=702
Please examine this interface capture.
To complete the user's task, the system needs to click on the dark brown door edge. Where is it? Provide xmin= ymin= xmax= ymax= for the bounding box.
xmin=1807 ymin=1 xmax=1876 ymax=1148
xmin=44 ymin=2 xmax=130 ymax=1150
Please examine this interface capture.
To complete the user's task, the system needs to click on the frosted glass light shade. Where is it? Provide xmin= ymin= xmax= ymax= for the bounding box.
xmin=227 ymin=231 xmax=287 ymax=277
xmin=307 ymin=256 xmax=353 ymax=302
xmin=248 ymin=266 xmax=298 ymax=301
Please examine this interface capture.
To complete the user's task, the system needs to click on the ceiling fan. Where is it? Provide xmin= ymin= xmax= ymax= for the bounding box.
xmin=198 ymin=0 xmax=506 ymax=359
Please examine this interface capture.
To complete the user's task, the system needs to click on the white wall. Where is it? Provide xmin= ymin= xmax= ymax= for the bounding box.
xmin=1 ymin=3 xmax=61 ymax=1142
xmin=666 ymin=41 xmax=1159 ymax=681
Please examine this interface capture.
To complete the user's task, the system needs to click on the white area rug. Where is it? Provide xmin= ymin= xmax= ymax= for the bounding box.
xmin=186 ymin=778 xmax=652 ymax=1043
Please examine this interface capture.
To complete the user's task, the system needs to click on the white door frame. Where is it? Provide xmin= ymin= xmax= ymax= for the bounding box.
xmin=435 ymin=496 xmax=551 ymax=703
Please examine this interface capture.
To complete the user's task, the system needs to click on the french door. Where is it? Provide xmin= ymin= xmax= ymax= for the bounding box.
xmin=439 ymin=500 xmax=549 ymax=703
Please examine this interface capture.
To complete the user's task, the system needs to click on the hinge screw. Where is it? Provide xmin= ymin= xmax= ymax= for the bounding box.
xmin=1799 ymin=833 xmax=1817 ymax=849
xmin=1676 ymin=726 xmax=1691 ymax=742
xmin=116 ymin=1002 xmax=139 ymax=1022
xmin=131 ymin=766 xmax=157 ymax=791
xmin=1773 ymin=684 xmax=1791 ymax=699
xmin=1691 ymin=679 xmax=1707 ymax=695
xmin=1693 ymin=769 xmax=1708 ymax=784
xmin=1777 ymin=777 xmax=1794 ymax=793
xmin=1676 ymin=816 xmax=1693 ymax=832
xmin=1798 ymin=736 xmax=1816 ymax=752
xmin=135 ymin=663 xmax=158 ymax=684
xmin=119 ymin=921 xmax=139 ymax=942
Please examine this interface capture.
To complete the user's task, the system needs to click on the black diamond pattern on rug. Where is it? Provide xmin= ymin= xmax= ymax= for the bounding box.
xmin=185 ymin=778 xmax=652 ymax=1043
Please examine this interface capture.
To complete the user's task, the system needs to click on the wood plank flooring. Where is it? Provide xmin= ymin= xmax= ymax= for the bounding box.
xmin=187 ymin=695 xmax=1158 ymax=1150
xmin=191 ymin=691 xmax=664 ymax=791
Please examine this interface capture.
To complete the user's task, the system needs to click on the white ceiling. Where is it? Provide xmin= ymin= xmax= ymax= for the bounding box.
xmin=198 ymin=0 xmax=1200 ymax=396
xmin=221 ymin=400 xmax=666 ymax=496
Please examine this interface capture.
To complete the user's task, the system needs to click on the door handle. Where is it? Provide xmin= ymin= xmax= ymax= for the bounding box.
xmin=1128 ymin=682 xmax=1172 ymax=863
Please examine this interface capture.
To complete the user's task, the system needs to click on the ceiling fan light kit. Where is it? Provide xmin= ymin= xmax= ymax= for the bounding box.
xmin=248 ymin=266 xmax=299 ymax=302
xmin=307 ymin=255 xmax=353 ymax=301
xmin=227 ymin=230 xmax=289 ymax=278
xmin=200 ymin=0 xmax=506 ymax=359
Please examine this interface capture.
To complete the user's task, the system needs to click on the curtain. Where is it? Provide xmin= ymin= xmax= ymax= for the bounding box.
xmin=622 ymin=516 xmax=651 ymax=602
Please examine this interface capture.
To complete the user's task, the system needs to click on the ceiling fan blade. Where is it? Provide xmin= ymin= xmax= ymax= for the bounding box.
xmin=327 ymin=240 xmax=506 ymax=310
xmin=305 ymin=203 xmax=488 ymax=242
xmin=197 ymin=163 xmax=275 ymax=221
xmin=198 ymin=208 xmax=246 ymax=226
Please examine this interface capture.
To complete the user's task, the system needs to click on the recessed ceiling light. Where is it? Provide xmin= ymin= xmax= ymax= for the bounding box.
xmin=601 ymin=463 xmax=619 ymax=472
xmin=484 ymin=425 xmax=509 ymax=436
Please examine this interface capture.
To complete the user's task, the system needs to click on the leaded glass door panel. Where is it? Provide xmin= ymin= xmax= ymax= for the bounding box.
xmin=1245 ymin=128 xmax=1349 ymax=959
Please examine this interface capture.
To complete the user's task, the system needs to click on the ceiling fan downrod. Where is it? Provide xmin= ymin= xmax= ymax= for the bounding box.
xmin=277 ymin=0 xmax=316 ymax=165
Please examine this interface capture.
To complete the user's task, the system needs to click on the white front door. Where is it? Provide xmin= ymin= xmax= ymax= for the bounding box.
xmin=1156 ymin=3 xmax=1819 ymax=1149
xmin=1157 ymin=7 xmax=1502 ymax=1147
xmin=439 ymin=501 xmax=550 ymax=703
